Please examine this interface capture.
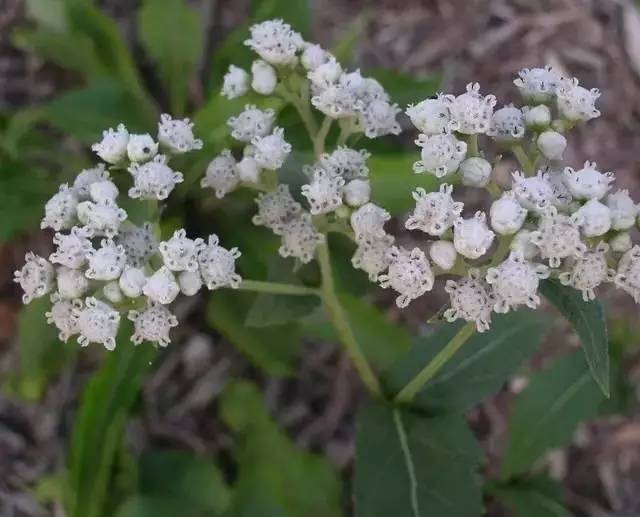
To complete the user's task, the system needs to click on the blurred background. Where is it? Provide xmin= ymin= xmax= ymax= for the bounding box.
xmin=1 ymin=1 xmax=640 ymax=516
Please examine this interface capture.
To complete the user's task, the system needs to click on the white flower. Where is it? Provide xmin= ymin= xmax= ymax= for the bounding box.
xmin=615 ymin=245 xmax=640 ymax=302
xmin=301 ymin=167 xmax=345 ymax=215
xmin=556 ymin=77 xmax=600 ymax=122
xmin=444 ymin=269 xmax=494 ymax=332
xmin=575 ymin=199 xmax=612 ymax=237
xmin=537 ymin=131 xmax=567 ymax=160
xmin=413 ymin=133 xmax=467 ymax=177
xmin=357 ymin=99 xmax=401 ymax=138
xmin=486 ymin=251 xmax=549 ymax=313
xmin=487 ymin=104 xmax=525 ymax=141
xmin=311 ymin=84 xmax=357 ymax=118
xmin=429 ymin=240 xmax=457 ymax=271
xmin=49 ymin=227 xmax=92 ymax=269
xmin=85 ymin=239 xmax=126 ymax=281
xmin=343 ymin=179 xmax=371 ymax=207
xmin=126 ymin=133 xmax=158 ymax=163
xmin=278 ymin=213 xmax=324 ymax=263
xmin=92 ymin=124 xmax=129 ymax=164
xmin=405 ymin=94 xmax=453 ymax=135
xmin=244 ymin=19 xmax=303 ymax=66
xmin=117 ymin=222 xmax=158 ymax=267
xmin=129 ymin=154 xmax=184 ymax=200
xmin=513 ymin=66 xmax=560 ymax=103
xmin=546 ymin=169 xmax=573 ymax=210
xmin=379 ymin=246 xmax=434 ymax=308
xmin=563 ymin=161 xmax=614 ymax=201
xmin=605 ymin=190 xmax=637 ymax=231
xmin=511 ymin=229 xmax=539 ymax=260
xmin=119 ymin=266 xmax=147 ymax=298
xmin=159 ymin=229 xmax=205 ymax=272
xmin=129 ymin=302 xmax=178 ymax=347
xmin=157 ymin=114 xmax=203 ymax=153
xmin=559 ymin=242 xmax=614 ymax=301
xmin=530 ymin=206 xmax=586 ymax=267
xmin=447 ymin=82 xmax=496 ymax=135
xmin=301 ymin=44 xmax=330 ymax=70
xmin=143 ymin=266 xmax=180 ymax=305
xmin=307 ymin=58 xmax=342 ymax=89
xmin=252 ymin=127 xmax=291 ymax=170
xmin=351 ymin=234 xmax=394 ymax=281
xmin=251 ymin=59 xmax=277 ymax=95
xmin=14 ymin=252 xmax=55 ymax=304
xmin=221 ymin=65 xmax=249 ymax=99
xmin=56 ymin=266 xmax=89 ymax=299
xmin=459 ymin=157 xmax=492 ymax=188
xmin=41 ymin=184 xmax=78 ymax=231
xmin=227 ymin=105 xmax=275 ymax=143
xmin=490 ymin=191 xmax=527 ymax=235
xmin=351 ymin=202 xmax=390 ymax=242
xmin=511 ymin=170 xmax=554 ymax=213
xmin=103 ymin=281 xmax=123 ymax=304
xmin=252 ymin=185 xmax=301 ymax=234
xmin=46 ymin=295 xmax=80 ymax=342
xmin=200 ymin=150 xmax=239 ymax=199
xmin=72 ymin=164 xmax=110 ymax=200
xmin=77 ymin=200 xmax=127 ymax=238
xmin=237 ymin=157 xmax=261 ymax=184
xmin=405 ymin=184 xmax=463 ymax=236
xmin=73 ymin=297 xmax=120 ymax=350
xmin=89 ymin=180 xmax=119 ymax=205
xmin=610 ymin=232 xmax=632 ymax=254
xmin=320 ymin=147 xmax=370 ymax=179
xmin=178 ymin=270 xmax=203 ymax=296
xmin=198 ymin=234 xmax=242 ymax=289
xmin=453 ymin=211 xmax=495 ymax=259
xmin=522 ymin=104 xmax=551 ymax=129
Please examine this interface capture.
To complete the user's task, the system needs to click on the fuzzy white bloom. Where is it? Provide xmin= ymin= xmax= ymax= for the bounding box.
xmin=251 ymin=59 xmax=278 ymax=95
xmin=46 ymin=295 xmax=80 ymax=342
xmin=413 ymin=133 xmax=467 ymax=177
xmin=486 ymin=251 xmax=549 ymax=313
xmin=490 ymin=191 xmax=527 ymax=235
xmin=453 ymin=211 xmax=495 ymax=259
xmin=143 ymin=266 xmax=180 ymax=305
xmin=41 ymin=184 xmax=78 ymax=231
xmin=343 ymin=179 xmax=370 ymax=207
xmin=546 ymin=169 xmax=573 ymax=210
xmin=103 ymin=282 xmax=123 ymax=304
xmin=278 ymin=213 xmax=324 ymax=263
xmin=158 ymin=114 xmax=203 ymax=153
xmin=237 ymin=157 xmax=261 ymax=184
xmin=307 ymin=58 xmax=342 ymax=89
xmin=487 ymin=104 xmax=525 ymax=140
xmin=301 ymin=167 xmax=345 ymax=215
xmin=119 ymin=266 xmax=147 ymax=298
xmin=198 ymin=234 xmax=242 ymax=289
xmin=92 ymin=124 xmax=129 ymax=164
xmin=444 ymin=269 xmax=494 ymax=332
xmin=89 ymin=180 xmax=119 ymax=205
xmin=129 ymin=302 xmax=178 ymax=347
xmin=615 ymin=246 xmax=640 ymax=302
xmin=77 ymin=200 xmax=127 ymax=238
xmin=73 ymin=297 xmax=120 ymax=350
xmin=85 ymin=239 xmax=126 ymax=281
xmin=559 ymin=242 xmax=614 ymax=301
xmin=50 ymin=227 xmax=93 ymax=269
xmin=429 ymin=240 xmax=457 ymax=271
xmin=311 ymin=84 xmax=357 ymax=119
xmin=564 ymin=161 xmax=614 ymax=201
xmin=301 ymin=44 xmax=330 ymax=70
xmin=511 ymin=229 xmax=539 ymax=260
xmin=537 ymin=131 xmax=567 ymax=160
xmin=379 ymin=246 xmax=434 ymax=308
xmin=522 ymin=104 xmax=551 ymax=129
xmin=72 ymin=164 xmax=110 ymax=201
xmin=117 ymin=222 xmax=157 ymax=267
xmin=556 ymin=77 xmax=601 ymax=122
xmin=447 ymin=82 xmax=496 ymax=135
xmin=351 ymin=202 xmax=390 ymax=242
xmin=244 ymin=19 xmax=303 ymax=66
xmin=351 ymin=234 xmax=394 ymax=281
xmin=221 ymin=65 xmax=250 ymax=99
xmin=405 ymin=94 xmax=453 ymax=135
xmin=405 ymin=184 xmax=463 ymax=236
xmin=605 ymin=190 xmax=637 ymax=231
xmin=227 ymin=105 xmax=276 ymax=143
xmin=460 ymin=157 xmax=492 ymax=188
xmin=56 ymin=266 xmax=89 ymax=299
xmin=252 ymin=127 xmax=291 ymax=170
xmin=127 ymin=133 xmax=158 ymax=163
xmin=513 ymin=66 xmax=560 ymax=103
xmin=575 ymin=199 xmax=612 ymax=237
xmin=610 ymin=232 xmax=632 ymax=254
xmin=511 ymin=170 xmax=554 ymax=213
xmin=252 ymin=185 xmax=301 ymax=234
xmin=530 ymin=207 xmax=586 ymax=267
xmin=357 ymin=99 xmax=402 ymax=138
xmin=159 ymin=229 xmax=205 ymax=272
xmin=178 ymin=270 xmax=203 ymax=296
xmin=129 ymin=154 xmax=184 ymax=200
xmin=14 ymin=253 xmax=55 ymax=304
xmin=200 ymin=150 xmax=239 ymax=199
xmin=320 ymin=147 xmax=370 ymax=179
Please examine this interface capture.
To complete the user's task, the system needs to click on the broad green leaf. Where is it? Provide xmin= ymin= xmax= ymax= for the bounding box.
xmin=25 ymin=0 xmax=67 ymax=31
xmin=367 ymin=69 xmax=440 ymax=107
xmin=252 ymin=0 xmax=312 ymax=36
xmin=386 ymin=311 xmax=550 ymax=411
xmin=246 ymin=293 xmax=320 ymax=327
xmin=138 ymin=0 xmax=204 ymax=114
xmin=220 ymin=381 xmax=342 ymax=517
xmin=354 ymin=402 xmax=483 ymax=517
xmin=115 ymin=495 xmax=207 ymax=517
xmin=502 ymin=352 xmax=604 ymax=478
xmin=492 ymin=476 xmax=568 ymax=517
xmin=540 ymin=279 xmax=609 ymax=397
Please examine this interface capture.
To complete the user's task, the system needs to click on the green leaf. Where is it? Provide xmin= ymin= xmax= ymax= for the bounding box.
xmin=331 ymin=12 xmax=371 ymax=64
xmin=540 ymin=279 xmax=609 ymax=397
xmin=138 ymin=0 xmax=204 ymax=115
xmin=354 ymin=402 xmax=483 ymax=517
xmin=252 ymin=0 xmax=312 ymax=36
xmin=367 ymin=69 xmax=440 ymax=107
xmin=220 ymin=380 xmax=342 ymax=517
xmin=386 ymin=311 xmax=550 ymax=412
xmin=246 ymin=293 xmax=320 ymax=327
xmin=115 ymin=495 xmax=208 ymax=517
xmin=492 ymin=476 xmax=568 ymax=517
xmin=502 ymin=352 xmax=604 ymax=478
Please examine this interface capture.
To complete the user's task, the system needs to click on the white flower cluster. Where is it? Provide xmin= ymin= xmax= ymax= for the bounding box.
xmin=16 ymin=116 xmax=242 ymax=350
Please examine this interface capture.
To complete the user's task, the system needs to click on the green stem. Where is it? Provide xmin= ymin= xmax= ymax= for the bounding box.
xmin=467 ymin=134 xmax=479 ymax=157
xmin=394 ymin=322 xmax=475 ymax=404
xmin=276 ymin=82 xmax=318 ymax=142
xmin=313 ymin=116 xmax=333 ymax=158
xmin=316 ymin=241 xmax=382 ymax=396
xmin=512 ymin=145 xmax=532 ymax=174
xmin=237 ymin=280 xmax=321 ymax=297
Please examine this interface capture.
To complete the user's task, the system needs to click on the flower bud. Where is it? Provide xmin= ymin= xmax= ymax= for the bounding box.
xmin=429 ymin=240 xmax=457 ymax=271
xmin=221 ymin=65 xmax=249 ymax=99
xmin=251 ymin=60 xmax=277 ymax=95
xmin=119 ymin=266 xmax=147 ymax=298
xmin=537 ymin=131 xmax=567 ymax=160
xmin=301 ymin=44 xmax=329 ymax=70
xmin=103 ymin=281 xmax=124 ymax=304
xmin=127 ymin=134 xmax=158 ymax=163
xmin=610 ymin=232 xmax=632 ymax=253
xmin=178 ymin=270 xmax=203 ymax=296
xmin=343 ymin=179 xmax=371 ymax=207
xmin=523 ymin=105 xmax=551 ymax=129
xmin=459 ymin=157 xmax=492 ymax=187
xmin=237 ymin=157 xmax=261 ymax=184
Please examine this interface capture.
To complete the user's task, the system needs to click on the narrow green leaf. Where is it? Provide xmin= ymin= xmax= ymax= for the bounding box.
xmin=540 ymin=279 xmax=610 ymax=397
xmin=331 ymin=12 xmax=371 ymax=64
xmin=492 ymin=476 xmax=568 ymax=517
xmin=354 ymin=402 xmax=483 ymax=517
xmin=246 ymin=293 xmax=320 ymax=327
